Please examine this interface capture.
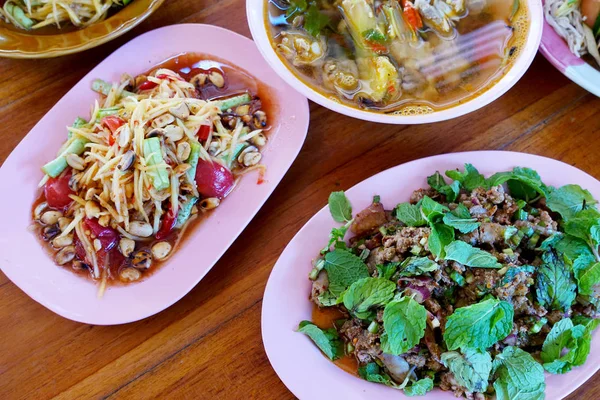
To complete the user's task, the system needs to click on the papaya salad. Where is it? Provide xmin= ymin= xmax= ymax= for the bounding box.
xmin=32 ymin=58 xmax=269 ymax=295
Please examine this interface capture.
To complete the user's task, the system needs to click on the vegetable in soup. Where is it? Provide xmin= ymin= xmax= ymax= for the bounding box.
xmin=266 ymin=0 xmax=529 ymax=114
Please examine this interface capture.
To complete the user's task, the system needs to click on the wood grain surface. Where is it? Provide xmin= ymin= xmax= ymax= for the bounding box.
xmin=1 ymin=1 xmax=599 ymax=399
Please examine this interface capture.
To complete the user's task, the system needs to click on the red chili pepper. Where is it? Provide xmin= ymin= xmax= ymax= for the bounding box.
xmin=366 ymin=40 xmax=388 ymax=54
xmin=156 ymin=206 xmax=177 ymax=240
xmin=197 ymin=124 xmax=212 ymax=141
xmin=402 ymin=1 xmax=423 ymax=30
xmin=137 ymin=80 xmax=158 ymax=91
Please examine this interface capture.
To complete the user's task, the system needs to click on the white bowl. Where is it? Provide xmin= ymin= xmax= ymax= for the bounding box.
xmin=247 ymin=0 xmax=544 ymax=124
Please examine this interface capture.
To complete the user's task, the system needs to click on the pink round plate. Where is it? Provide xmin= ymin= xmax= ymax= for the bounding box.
xmin=262 ymin=151 xmax=600 ymax=399
xmin=540 ymin=0 xmax=600 ymax=96
xmin=0 ymin=24 xmax=309 ymax=325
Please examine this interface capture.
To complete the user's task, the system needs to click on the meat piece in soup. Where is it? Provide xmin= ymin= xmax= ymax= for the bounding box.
xmin=266 ymin=0 xmax=529 ymax=114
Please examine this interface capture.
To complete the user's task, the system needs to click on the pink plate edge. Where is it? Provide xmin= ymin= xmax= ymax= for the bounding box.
xmin=539 ymin=0 xmax=600 ymax=97
xmin=0 ymin=24 xmax=309 ymax=325
xmin=262 ymin=150 xmax=600 ymax=400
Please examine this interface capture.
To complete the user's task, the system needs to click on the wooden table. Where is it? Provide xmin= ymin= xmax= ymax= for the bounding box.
xmin=1 ymin=1 xmax=599 ymax=398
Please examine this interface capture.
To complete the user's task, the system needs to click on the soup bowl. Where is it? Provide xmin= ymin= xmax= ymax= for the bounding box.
xmin=247 ymin=0 xmax=544 ymax=124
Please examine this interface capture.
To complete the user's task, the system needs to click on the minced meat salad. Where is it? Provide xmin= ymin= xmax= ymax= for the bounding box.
xmin=299 ymin=164 xmax=600 ymax=399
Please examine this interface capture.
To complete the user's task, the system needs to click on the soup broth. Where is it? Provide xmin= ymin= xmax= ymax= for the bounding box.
xmin=266 ymin=0 xmax=529 ymax=114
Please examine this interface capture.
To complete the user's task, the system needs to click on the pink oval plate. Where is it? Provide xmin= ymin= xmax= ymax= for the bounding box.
xmin=0 ymin=24 xmax=309 ymax=325
xmin=262 ymin=151 xmax=600 ymax=399
xmin=540 ymin=0 xmax=600 ymax=97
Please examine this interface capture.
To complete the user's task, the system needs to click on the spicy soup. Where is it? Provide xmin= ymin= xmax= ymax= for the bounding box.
xmin=266 ymin=0 xmax=529 ymax=115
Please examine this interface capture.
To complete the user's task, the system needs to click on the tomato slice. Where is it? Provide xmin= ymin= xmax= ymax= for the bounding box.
xmin=197 ymin=125 xmax=212 ymax=141
xmin=137 ymin=80 xmax=158 ymax=91
xmin=101 ymin=115 xmax=125 ymax=134
xmin=45 ymin=170 xmax=74 ymax=209
xmin=84 ymin=218 xmax=119 ymax=252
xmin=156 ymin=206 xmax=177 ymax=240
xmin=194 ymin=159 xmax=235 ymax=199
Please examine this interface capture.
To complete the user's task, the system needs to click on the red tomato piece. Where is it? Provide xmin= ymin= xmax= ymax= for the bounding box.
xmin=137 ymin=80 xmax=158 ymax=91
xmin=101 ymin=115 xmax=125 ymax=134
xmin=197 ymin=125 xmax=212 ymax=141
xmin=84 ymin=218 xmax=119 ymax=252
xmin=156 ymin=207 xmax=177 ymax=240
xmin=45 ymin=170 xmax=74 ymax=209
xmin=194 ymin=159 xmax=235 ymax=199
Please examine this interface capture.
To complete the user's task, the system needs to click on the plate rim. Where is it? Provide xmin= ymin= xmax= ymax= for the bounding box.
xmin=0 ymin=23 xmax=310 ymax=325
xmin=262 ymin=150 xmax=600 ymax=399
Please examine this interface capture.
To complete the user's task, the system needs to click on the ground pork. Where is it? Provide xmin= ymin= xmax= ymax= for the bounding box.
xmin=340 ymin=319 xmax=381 ymax=364
xmin=350 ymin=202 xmax=388 ymax=236
xmin=410 ymin=188 xmax=439 ymax=204
xmin=382 ymin=227 xmax=431 ymax=254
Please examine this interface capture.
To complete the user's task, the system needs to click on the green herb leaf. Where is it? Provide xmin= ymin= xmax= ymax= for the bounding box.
xmin=285 ymin=0 xmax=307 ymax=18
xmin=297 ymin=321 xmax=343 ymax=360
xmin=441 ymin=349 xmax=492 ymax=393
xmin=492 ymin=347 xmax=545 ymax=400
xmin=304 ymin=3 xmax=330 ymax=37
xmin=444 ymin=298 xmax=513 ymax=351
xmin=546 ymin=184 xmax=598 ymax=220
xmin=343 ymin=277 xmax=396 ymax=318
xmin=328 ymin=191 xmax=352 ymax=223
xmin=427 ymin=171 xmax=460 ymax=202
xmin=552 ymin=234 xmax=595 ymax=261
xmin=563 ymin=208 xmax=600 ymax=244
xmin=403 ymin=378 xmax=434 ymax=396
xmin=535 ymin=251 xmax=576 ymax=311
xmin=443 ymin=207 xmax=480 ymax=234
xmin=382 ymin=297 xmax=427 ymax=355
xmin=377 ymin=262 xmax=400 ymax=280
xmin=324 ymin=249 xmax=370 ymax=297
xmin=486 ymin=167 xmax=547 ymax=202
xmin=446 ymin=164 xmax=486 ymax=192
xmin=444 ymin=241 xmax=502 ymax=268
xmin=540 ymin=318 xmax=598 ymax=374
xmin=399 ymin=256 xmax=439 ymax=277
xmin=321 ymin=224 xmax=350 ymax=254
xmin=428 ymin=223 xmax=455 ymax=260
xmin=573 ymin=258 xmax=600 ymax=296
xmin=358 ymin=362 xmax=394 ymax=385
xmin=420 ymin=196 xmax=449 ymax=223
xmin=395 ymin=202 xmax=427 ymax=227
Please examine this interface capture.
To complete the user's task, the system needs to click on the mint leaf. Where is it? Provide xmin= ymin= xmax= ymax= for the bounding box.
xmin=321 ymin=224 xmax=350 ymax=253
xmin=540 ymin=318 xmax=598 ymax=374
xmin=535 ymin=251 xmax=576 ymax=311
xmin=492 ymin=347 xmax=545 ymax=400
xmin=553 ymin=234 xmax=595 ymax=261
xmin=444 ymin=241 xmax=502 ymax=268
xmin=444 ymin=298 xmax=513 ymax=351
xmin=328 ymin=191 xmax=352 ymax=223
xmin=317 ymin=291 xmax=338 ymax=306
xmin=382 ymin=297 xmax=427 ymax=355
xmin=443 ymin=209 xmax=480 ymax=234
xmin=563 ymin=208 xmax=600 ymax=244
xmin=358 ymin=362 xmax=394 ymax=385
xmin=399 ymin=256 xmax=439 ymax=277
xmin=427 ymin=171 xmax=460 ymax=202
xmin=420 ymin=196 xmax=449 ymax=223
xmin=377 ymin=262 xmax=400 ymax=280
xmin=395 ymin=202 xmax=427 ymax=227
xmin=546 ymin=184 xmax=598 ymax=220
xmin=574 ymin=259 xmax=600 ymax=296
xmin=446 ymin=164 xmax=486 ymax=191
xmin=324 ymin=249 xmax=370 ymax=297
xmin=486 ymin=167 xmax=547 ymax=202
xmin=428 ymin=223 xmax=454 ymax=259
xmin=404 ymin=378 xmax=434 ymax=396
xmin=297 ymin=321 xmax=343 ymax=360
xmin=343 ymin=277 xmax=396 ymax=318
xmin=441 ymin=349 xmax=492 ymax=393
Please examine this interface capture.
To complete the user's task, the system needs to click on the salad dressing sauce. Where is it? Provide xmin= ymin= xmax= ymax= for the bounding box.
xmin=312 ymin=303 xmax=359 ymax=375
